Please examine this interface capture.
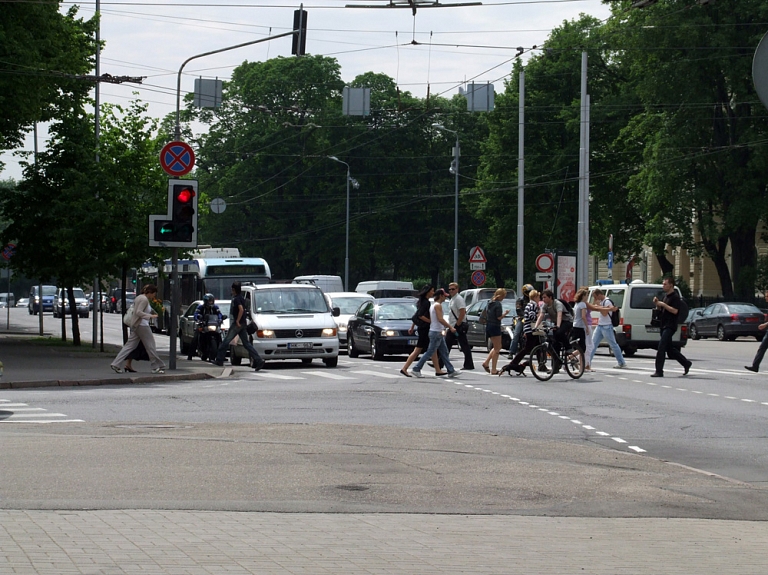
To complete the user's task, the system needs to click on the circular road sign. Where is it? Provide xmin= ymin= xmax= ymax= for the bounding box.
xmin=1 ymin=243 xmax=16 ymax=261
xmin=160 ymin=141 xmax=195 ymax=176
xmin=535 ymin=253 xmax=554 ymax=273
xmin=754 ymin=30 xmax=768 ymax=110
xmin=209 ymin=197 xmax=227 ymax=214
xmin=471 ymin=270 xmax=486 ymax=287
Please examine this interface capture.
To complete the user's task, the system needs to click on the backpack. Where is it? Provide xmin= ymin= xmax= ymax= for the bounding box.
xmin=556 ymin=298 xmax=574 ymax=321
xmin=677 ymin=296 xmax=689 ymax=326
xmin=604 ymin=297 xmax=620 ymax=327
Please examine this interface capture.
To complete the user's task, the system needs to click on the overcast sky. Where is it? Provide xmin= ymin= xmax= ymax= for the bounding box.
xmin=1 ymin=0 xmax=611 ymax=180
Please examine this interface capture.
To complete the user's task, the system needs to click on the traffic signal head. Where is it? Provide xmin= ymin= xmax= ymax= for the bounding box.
xmin=292 ymin=9 xmax=307 ymax=56
xmin=148 ymin=179 xmax=198 ymax=247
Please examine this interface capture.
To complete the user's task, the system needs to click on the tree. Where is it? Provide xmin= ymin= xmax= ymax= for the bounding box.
xmin=0 ymin=4 xmax=96 ymax=171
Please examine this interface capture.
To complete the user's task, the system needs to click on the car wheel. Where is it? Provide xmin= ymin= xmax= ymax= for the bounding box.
xmin=622 ymin=346 xmax=636 ymax=357
xmin=230 ymin=354 xmax=242 ymax=366
xmin=323 ymin=357 xmax=338 ymax=368
xmin=179 ymin=332 xmax=189 ymax=354
xmin=717 ymin=325 xmax=726 ymax=341
xmin=347 ymin=334 xmax=360 ymax=358
xmin=82 ymin=313 xmax=89 ymax=319
xmin=371 ymin=337 xmax=385 ymax=360
xmin=690 ymin=324 xmax=700 ymax=340
xmin=302 ymin=358 xmax=312 ymax=365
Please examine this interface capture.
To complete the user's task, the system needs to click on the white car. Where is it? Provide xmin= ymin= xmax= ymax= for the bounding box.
xmin=233 ymin=284 xmax=341 ymax=367
xmin=53 ymin=288 xmax=89 ymax=319
xmin=324 ymin=292 xmax=374 ymax=347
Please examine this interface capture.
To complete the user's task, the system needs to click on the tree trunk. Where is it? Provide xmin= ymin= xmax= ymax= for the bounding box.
xmin=67 ymin=286 xmax=81 ymax=346
xmin=654 ymin=253 xmax=674 ymax=277
xmin=701 ymin=235 xmax=734 ymax=299
xmin=729 ymin=226 xmax=758 ymax=301
xmin=121 ymin=263 xmax=129 ymax=344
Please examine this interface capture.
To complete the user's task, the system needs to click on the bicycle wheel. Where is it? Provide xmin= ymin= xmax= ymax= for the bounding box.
xmin=529 ymin=343 xmax=555 ymax=381
xmin=564 ymin=349 xmax=585 ymax=379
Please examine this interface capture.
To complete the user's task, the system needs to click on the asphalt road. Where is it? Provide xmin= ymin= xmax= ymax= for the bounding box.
xmin=3 ymin=307 xmax=768 ymax=516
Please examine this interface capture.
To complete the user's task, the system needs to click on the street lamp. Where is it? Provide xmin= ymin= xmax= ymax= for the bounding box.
xmin=432 ymin=123 xmax=460 ymax=284
xmin=328 ymin=156 xmax=359 ymax=292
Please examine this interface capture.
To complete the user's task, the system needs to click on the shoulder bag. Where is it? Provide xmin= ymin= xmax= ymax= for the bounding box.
xmin=122 ymin=304 xmax=135 ymax=326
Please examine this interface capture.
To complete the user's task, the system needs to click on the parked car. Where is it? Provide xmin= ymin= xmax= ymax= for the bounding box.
xmin=107 ymin=287 xmax=135 ymax=313
xmin=684 ymin=307 xmax=705 ymax=328
xmin=0 ymin=292 xmax=15 ymax=307
xmin=28 ymin=285 xmax=57 ymax=314
xmin=323 ymin=292 xmax=375 ymax=347
xmin=689 ymin=302 xmax=765 ymax=341
xmin=178 ymin=301 xmax=202 ymax=355
xmin=16 ymin=297 xmax=29 ymax=308
xmin=53 ymin=288 xmax=89 ymax=318
xmin=115 ymin=292 xmax=136 ymax=314
xmin=464 ymin=299 xmax=517 ymax=352
xmin=459 ymin=287 xmax=517 ymax=308
xmin=347 ymin=298 xmax=419 ymax=360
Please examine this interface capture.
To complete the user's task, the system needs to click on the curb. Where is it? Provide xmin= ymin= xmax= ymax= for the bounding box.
xmin=0 ymin=372 xmax=216 ymax=390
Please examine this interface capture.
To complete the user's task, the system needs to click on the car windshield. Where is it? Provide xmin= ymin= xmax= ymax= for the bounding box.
xmin=375 ymin=302 xmax=417 ymax=320
xmin=72 ymin=289 xmax=86 ymax=299
xmin=254 ymin=288 xmax=328 ymax=314
xmin=332 ymin=297 xmax=372 ymax=314
xmin=727 ymin=304 xmax=761 ymax=314
xmin=42 ymin=286 xmax=57 ymax=296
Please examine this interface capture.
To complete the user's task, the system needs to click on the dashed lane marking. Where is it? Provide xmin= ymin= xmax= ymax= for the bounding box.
xmin=0 ymin=400 xmax=83 ymax=423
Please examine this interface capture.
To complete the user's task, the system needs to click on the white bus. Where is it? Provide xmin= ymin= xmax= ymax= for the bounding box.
xmin=141 ymin=248 xmax=271 ymax=309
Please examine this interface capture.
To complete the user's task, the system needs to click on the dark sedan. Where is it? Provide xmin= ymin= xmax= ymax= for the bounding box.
xmin=689 ymin=302 xmax=765 ymax=341
xmin=347 ymin=298 xmax=419 ymax=360
xmin=464 ymin=299 xmax=517 ymax=352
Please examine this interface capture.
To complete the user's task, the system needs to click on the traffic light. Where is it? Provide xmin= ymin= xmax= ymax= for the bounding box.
xmin=291 ymin=9 xmax=307 ymax=56
xmin=149 ymin=179 xmax=198 ymax=247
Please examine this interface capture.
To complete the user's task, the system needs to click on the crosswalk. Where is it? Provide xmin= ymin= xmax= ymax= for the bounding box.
xmin=0 ymin=399 xmax=83 ymax=423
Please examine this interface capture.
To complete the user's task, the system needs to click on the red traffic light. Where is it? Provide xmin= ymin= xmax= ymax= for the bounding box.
xmin=176 ymin=187 xmax=194 ymax=203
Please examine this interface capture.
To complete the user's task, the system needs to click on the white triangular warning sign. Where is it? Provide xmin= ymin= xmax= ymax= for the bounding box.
xmin=469 ymin=246 xmax=487 ymax=263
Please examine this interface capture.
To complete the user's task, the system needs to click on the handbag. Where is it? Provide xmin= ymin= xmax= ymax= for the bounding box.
xmin=246 ymin=320 xmax=257 ymax=335
xmin=122 ymin=304 xmax=135 ymax=326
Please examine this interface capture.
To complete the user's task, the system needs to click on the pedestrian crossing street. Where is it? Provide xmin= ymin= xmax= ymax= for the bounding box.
xmin=0 ymin=399 xmax=84 ymax=424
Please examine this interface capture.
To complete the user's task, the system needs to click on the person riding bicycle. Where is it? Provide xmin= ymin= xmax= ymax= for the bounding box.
xmin=509 ymin=283 xmax=534 ymax=355
xmin=534 ymin=289 xmax=573 ymax=373
xmin=187 ymin=293 xmax=223 ymax=361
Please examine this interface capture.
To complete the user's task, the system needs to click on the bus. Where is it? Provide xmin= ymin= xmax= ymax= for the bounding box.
xmin=141 ymin=248 xmax=271 ymax=310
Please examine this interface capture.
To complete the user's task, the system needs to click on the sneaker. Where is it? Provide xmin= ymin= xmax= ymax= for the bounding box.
xmin=253 ymin=359 xmax=265 ymax=371
xmin=151 ymin=368 xmax=165 ymax=374
xmin=613 ymin=364 xmax=626 ymax=369
xmin=411 ymin=369 xmax=424 ymax=378
xmin=745 ymin=365 xmax=758 ymax=373
xmin=110 ymin=365 xmax=123 ymax=374
xmin=446 ymin=370 xmax=461 ymax=378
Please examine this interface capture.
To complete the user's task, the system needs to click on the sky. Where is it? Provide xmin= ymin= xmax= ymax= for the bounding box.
xmin=0 ymin=0 xmax=612 ymax=180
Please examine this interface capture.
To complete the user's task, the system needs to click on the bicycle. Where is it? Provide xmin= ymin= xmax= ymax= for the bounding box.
xmin=528 ymin=325 xmax=584 ymax=381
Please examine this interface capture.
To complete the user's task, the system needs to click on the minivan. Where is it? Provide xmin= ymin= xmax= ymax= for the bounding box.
xmin=232 ymin=283 xmax=341 ymax=367
xmin=587 ymin=281 xmax=687 ymax=356
xmin=28 ymin=285 xmax=57 ymax=314
xmin=0 ymin=292 xmax=15 ymax=308
xmin=460 ymin=287 xmax=517 ymax=308
xmin=292 ymin=275 xmax=344 ymax=293
xmin=53 ymin=288 xmax=89 ymax=318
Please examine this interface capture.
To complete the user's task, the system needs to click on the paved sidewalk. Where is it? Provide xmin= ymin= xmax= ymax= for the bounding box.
xmin=2 ymin=510 xmax=767 ymax=575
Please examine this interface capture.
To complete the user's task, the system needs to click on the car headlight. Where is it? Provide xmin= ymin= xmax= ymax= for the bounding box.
xmin=337 ymin=325 xmax=347 ymax=333
xmin=322 ymin=327 xmax=337 ymax=337
xmin=381 ymin=329 xmax=397 ymax=337
xmin=257 ymin=329 xmax=275 ymax=338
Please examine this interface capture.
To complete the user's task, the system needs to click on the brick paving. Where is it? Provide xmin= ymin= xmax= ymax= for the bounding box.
xmin=1 ymin=511 xmax=767 ymax=574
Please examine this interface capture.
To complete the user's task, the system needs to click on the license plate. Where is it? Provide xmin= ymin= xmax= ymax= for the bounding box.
xmin=647 ymin=326 xmax=660 ymax=333
xmin=287 ymin=342 xmax=312 ymax=349
xmin=408 ymin=339 xmax=417 ymax=346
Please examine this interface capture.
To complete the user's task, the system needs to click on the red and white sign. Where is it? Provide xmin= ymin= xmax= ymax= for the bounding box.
xmin=160 ymin=141 xmax=195 ymax=176
xmin=556 ymin=254 xmax=576 ymax=302
xmin=471 ymin=270 xmax=486 ymax=287
xmin=535 ymin=253 xmax=554 ymax=272
xmin=469 ymin=246 xmax=487 ymax=263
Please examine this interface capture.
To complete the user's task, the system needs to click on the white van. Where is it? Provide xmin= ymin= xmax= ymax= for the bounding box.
xmin=355 ymin=281 xmax=415 ymax=298
xmin=588 ymin=281 xmax=688 ymax=356
xmin=234 ymin=283 xmax=340 ymax=367
xmin=292 ymin=275 xmax=344 ymax=293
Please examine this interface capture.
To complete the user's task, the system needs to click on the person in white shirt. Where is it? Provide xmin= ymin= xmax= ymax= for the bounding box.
xmin=445 ymin=283 xmax=474 ymax=370
xmin=410 ymin=288 xmax=460 ymax=378
xmin=587 ymin=289 xmax=625 ymax=369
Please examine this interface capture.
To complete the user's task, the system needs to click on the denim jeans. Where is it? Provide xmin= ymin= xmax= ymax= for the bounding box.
xmin=750 ymin=329 xmax=768 ymax=371
xmin=656 ymin=325 xmax=688 ymax=374
xmin=413 ymin=331 xmax=454 ymax=373
xmin=215 ymin=323 xmax=263 ymax=366
xmin=509 ymin=319 xmax=523 ymax=355
xmin=588 ymin=324 xmax=626 ymax=367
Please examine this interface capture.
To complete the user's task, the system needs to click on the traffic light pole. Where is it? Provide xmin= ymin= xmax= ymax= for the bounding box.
xmin=169 ymin=248 xmax=178 ymax=370
xmin=174 ymin=30 xmax=296 ymax=139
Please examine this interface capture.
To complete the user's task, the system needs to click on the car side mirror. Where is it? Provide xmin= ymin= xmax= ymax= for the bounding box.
xmin=364 ymin=313 xmax=373 ymax=321
xmin=332 ymin=306 xmax=340 ymax=317
xmin=221 ymin=314 xmax=228 ymax=320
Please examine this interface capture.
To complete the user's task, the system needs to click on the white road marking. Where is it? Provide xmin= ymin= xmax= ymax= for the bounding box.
xmin=0 ymin=419 xmax=85 ymax=424
xmin=628 ymin=446 xmax=647 ymax=453
xmin=350 ymin=370 xmax=400 ymax=379
xmin=302 ymin=370 xmax=355 ymax=380
xmin=250 ymin=373 xmax=305 ymax=380
xmin=595 ymin=431 xmax=611 ymax=436
xmin=611 ymin=437 xmax=627 ymax=443
xmin=5 ymin=413 xmax=68 ymax=418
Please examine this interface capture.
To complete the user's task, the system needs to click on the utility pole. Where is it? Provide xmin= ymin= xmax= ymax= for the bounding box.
xmin=517 ymin=70 xmax=525 ymax=293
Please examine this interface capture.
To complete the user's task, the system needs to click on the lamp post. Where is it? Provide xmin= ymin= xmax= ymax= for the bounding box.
xmin=432 ymin=123 xmax=460 ymax=284
xmin=328 ymin=156 xmax=359 ymax=292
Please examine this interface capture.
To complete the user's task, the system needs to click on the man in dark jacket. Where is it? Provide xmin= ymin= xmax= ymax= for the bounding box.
xmin=651 ymin=276 xmax=692 ymax=377
xmin=214 ymin=282 xmax=264 ymax=371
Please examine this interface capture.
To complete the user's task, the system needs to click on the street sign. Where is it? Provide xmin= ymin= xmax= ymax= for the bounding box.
xmin=607 ymin=251 xmax=614 ymax=270
xmin=1 ymin=243 xmax=15 ymax=261
xmin=535 ymin=272 xmax=553 ymax=282
xmin=469 ymin=246 xmax=487 ymax=263
xmin=470 ymin=262 xmax=486 ymax=271
xmin=210 ymin=197 xmax=227 ymax=214
xmin=754 ymin=30 xmax=768 ymax=110
xmin=535 ymin=253 xmax=554 ymax=272
xmin=160 ymin=141 xmax=195 ymax=176
xmin=471 ymin=270 xmax=486 ymax=287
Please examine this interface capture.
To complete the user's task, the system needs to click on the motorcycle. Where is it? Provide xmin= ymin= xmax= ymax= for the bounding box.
xmin=196 ymin=313 xmax=225 ymax=362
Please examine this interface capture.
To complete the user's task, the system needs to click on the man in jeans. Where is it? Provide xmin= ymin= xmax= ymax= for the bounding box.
xmin=445 ymin=282 xmax=474 ymax=370
xmin=587 ymin=289 xmax=626 ymax=369
xmin=214 ymin=282 xmax=264 ymax=371
xmin=652 ymin=276 xmax=692 ymax=377
xmin=746 ymin=292 xmax=768 ymax=373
